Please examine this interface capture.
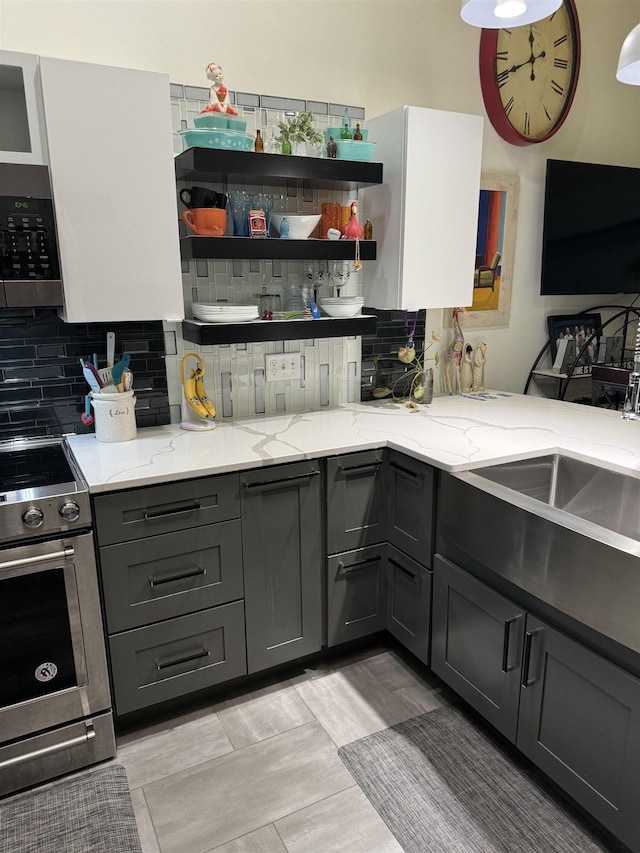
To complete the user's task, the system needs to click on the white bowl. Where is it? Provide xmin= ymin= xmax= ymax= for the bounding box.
xmin=271 ymin=213 xmax=321 ymax=240
xmin=320 ymin=296 xmax=364 ymax=304
xmin=318 ymin=298 xmax=364 ymax=318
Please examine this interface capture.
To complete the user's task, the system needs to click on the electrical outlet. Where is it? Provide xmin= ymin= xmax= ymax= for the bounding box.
xmin=265 ymin=353 xmax=301 ymax=382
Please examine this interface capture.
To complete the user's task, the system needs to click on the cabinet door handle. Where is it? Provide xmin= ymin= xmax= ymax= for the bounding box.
xmin=337 ymin=460 xmax=382 ymax=473
xmin=501 ymin=616 xmax=520 ymax=673
xmin=338 ymin=556 xmax=381 ymax=574
xmin=156 ymin=648 xmax=210 ymax=671
xmin=243 ymin=470 xmax=319 ymax=490
xmin=390 ymin=461 xmax=421 ymax=479
xmin=149 ymin=566 xmax=206 ymax=588
xmin=144 ymin=502 xmax=201 ymax=520
xmin=389 ymin=557 xmax=420 ymax=584
xmin=521 ymin=628 xmax=543 ymax=687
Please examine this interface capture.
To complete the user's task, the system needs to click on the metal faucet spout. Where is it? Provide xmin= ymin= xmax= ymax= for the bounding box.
xmin=622 ymin=324 xmax=640 ymax=420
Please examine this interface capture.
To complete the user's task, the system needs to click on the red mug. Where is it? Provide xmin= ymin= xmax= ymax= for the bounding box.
xmin=182 ymin=207 xmax=226 ymax=236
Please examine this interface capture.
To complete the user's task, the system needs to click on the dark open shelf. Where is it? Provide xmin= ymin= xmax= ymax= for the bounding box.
xmin=180 ymin=236 xmax=376 ymax=262
xmin=175 ymin=148 xmax=383 ymax=189
xmin=182 ymin=315 xmax=377 ymax=345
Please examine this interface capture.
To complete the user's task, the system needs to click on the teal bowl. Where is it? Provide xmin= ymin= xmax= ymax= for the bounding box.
xmin=324 ymin=126 xmax=368 ymax=144
xmin=226 ymin=117 xmax=247 ymax=132
xmin=193 ymin=113 xmax=229 ymax=130
xmin=335 ymin=140 xmax=376 ymax=162
xmin=179 ymin=128 xmax=253 ymax=152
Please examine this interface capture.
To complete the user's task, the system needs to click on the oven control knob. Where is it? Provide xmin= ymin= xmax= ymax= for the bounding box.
xmin=22 ymin=507 xmax=44 ymax=528
xmin=59 ymin=500 xmax=81 ymax=522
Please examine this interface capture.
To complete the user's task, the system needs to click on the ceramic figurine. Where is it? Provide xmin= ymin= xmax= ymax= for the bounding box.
xmin=340 ymin=201 xmax=364 ymax=240
xmin=443 ymin=307 xmax=465 ymax=395
xmin=201 ymin=62 xmax=238 ymax=115
xmin=472 ymin=341 xmax=487 ymax=392
xmin=460 ymin=344 xmax=473 ymax=394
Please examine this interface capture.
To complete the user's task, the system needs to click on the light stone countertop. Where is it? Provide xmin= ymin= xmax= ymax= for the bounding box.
xmin=66 ymin=393 xmax=640 ymax=493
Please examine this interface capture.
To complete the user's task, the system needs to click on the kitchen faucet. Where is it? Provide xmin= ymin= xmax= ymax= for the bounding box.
xmin=622 ymin=324 xmax=640 ymax=419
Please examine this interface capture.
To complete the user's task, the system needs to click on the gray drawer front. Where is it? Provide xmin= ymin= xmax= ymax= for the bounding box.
xmin=93 ymin=474 xmax=240 ymax=545
xmin=109 ymin=601 xmax=246 ymax=715
xmin=387 ymin=450 xmax=435 ymax=566
xmin=100 ymin=520 xmax=244 ymax=633
xmin=326 ymin=449 xmax=386 ymax=554
xmin=386 ymin=544 xmax=432 ymax=666
xmin=327 ymin=544 xmax=386 ymax=646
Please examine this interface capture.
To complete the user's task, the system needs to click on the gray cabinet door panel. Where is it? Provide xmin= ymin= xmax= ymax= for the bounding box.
xmin=517 ymin=614 xmax=640 ymax=852
xmin=386 ymin=450 xmax=435 ymax=566
xmin=431 ymin=555 xmax=525 ymax=742
xmin=241 ymin=461 xmax=322 ymax=674
xmin=94 ymin=474 xmax=240 ymax=545
xmin=99 ymin=520 xmax=244 ymax=633
xmin=327 ymin=544 xmax=385 ymax=646
xmin=326 ymin=450 xmax=386 ymax=553
xmin=386 ymin=544 xmax=431 ymax=666
xmin=109 ymin=601 xmax=246 ymax=715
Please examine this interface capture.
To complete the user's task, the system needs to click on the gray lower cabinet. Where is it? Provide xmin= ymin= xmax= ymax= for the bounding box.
xmin=431 ymin=554 xmax=525 ymax=741
xmin=386 ymin=544 xmax=432 ymax=666
xmin=432 ymin=554 xmax=640 ymax=852
xmin=108 ymin=602 xmax=246 ymax=715
xmin=326 ymin=450 xmax=386 ymax=553
xmin=386 ymin=449 xmax=436 ymax=566
xmin=327 ymin=544 xmax=386 ymax=646
xmin=241 ymin=460 xmax=323 ymax=674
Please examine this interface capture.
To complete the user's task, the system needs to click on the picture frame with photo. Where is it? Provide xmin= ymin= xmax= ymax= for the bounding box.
xmin=547 ymin=313 xmax=602 ymax=376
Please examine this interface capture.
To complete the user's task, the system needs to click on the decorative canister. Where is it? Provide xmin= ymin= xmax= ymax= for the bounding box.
xmin=90 ymin=389 xmax=137 ymax=442
xmin=321 ymin=202 xmax=341 ymax=239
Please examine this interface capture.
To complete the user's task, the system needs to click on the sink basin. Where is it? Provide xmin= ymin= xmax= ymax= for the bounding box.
xmin=471 ymin=454 xmax=640 ymax=543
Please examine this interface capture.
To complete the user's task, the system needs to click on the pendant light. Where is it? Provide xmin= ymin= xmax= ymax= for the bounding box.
xmin=460 ymin=0 xmax=562 ymax=28
xmin=617 ymin=23 xmax=640 ymax=85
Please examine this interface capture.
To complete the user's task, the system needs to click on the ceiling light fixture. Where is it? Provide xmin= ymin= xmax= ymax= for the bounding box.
xmin=460 ymin=0 xmax=562 ymax=29
xmin=617 ymin=23 xmax=640 ymax=85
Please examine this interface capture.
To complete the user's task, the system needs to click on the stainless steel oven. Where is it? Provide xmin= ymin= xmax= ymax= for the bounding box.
xmin=0 ymin=438 xmax=115 ymax=796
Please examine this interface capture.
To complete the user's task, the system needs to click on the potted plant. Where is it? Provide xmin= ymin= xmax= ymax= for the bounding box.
xmin=373 ymin=332 xmax=442 ymax=406
xmin=276 ymin=111 xmax=323 ymax=156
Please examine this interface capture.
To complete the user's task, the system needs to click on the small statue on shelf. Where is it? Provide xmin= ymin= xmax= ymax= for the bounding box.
xmin=460 ymin=344 xmax=473 ymax=394
xmin=201 ymin=62 xmax=238 ymax=115
xmin=472 ymin=341 xmax=487 ymax=392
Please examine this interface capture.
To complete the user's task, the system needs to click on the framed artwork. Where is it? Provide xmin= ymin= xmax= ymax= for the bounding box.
xmin=444 ymin=172 xmax=519 ymax=329
xmin=547 ymin=313 xmax=602 ymax=376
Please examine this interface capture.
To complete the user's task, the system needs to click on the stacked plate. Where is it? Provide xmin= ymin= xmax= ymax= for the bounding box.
xmin=318 ymin=296 xmax=365 ymax=318
xmin=192 ymin=303 xmax=259 ymax=323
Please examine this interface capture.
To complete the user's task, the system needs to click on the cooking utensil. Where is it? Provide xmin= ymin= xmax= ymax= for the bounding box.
xmin=80 ymin=358 xmax=102 ymax=393
xmin=106 ymin=332 xmax=116 ymax=368
xmin=98 ymin=367 xmax=113 ymax=386
xmin=80 ymin=395 xmax=94 ymax=425
xmin=121 ymin=368 xmax=133 ymax=392
xmin=111 ymin=353 xmax=131 ymax=387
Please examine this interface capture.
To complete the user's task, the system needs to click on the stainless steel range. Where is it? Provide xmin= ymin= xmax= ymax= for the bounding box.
xmin=0 ymin=437 xmax=115 ymax=797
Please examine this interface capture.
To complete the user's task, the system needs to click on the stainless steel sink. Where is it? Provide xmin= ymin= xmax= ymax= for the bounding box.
xmin=439 ymin=454 xmax=640 ymax=658
xmin=470 ymin=454 xmax=640 ymax=543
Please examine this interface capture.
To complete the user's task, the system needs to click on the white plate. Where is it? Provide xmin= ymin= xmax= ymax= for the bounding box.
xmin=192 ymin=304 xmax=258 ymax=313
xmin=193 ymin=312 xmax=259 ymax=323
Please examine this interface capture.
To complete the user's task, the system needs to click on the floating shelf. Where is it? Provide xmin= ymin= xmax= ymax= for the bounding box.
xmin=175 ymin=148 xmax=383 ymax=189
xmin=182 ymin=315 xmax=377 ymax=345
xmin=180 ymin=236 xmax=376 ymax=262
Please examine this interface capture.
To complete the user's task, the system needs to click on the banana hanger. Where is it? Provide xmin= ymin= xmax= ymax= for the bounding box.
xmin=180 ymin=353 xmax=216 ymax=431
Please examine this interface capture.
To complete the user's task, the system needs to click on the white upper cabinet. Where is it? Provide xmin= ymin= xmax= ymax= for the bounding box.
xmin=0 ymin=51 xmax=47 ymax=166
xmin=362 ymin=105 xmax=483 ymax=311
xmin=38 ymin=57 xmax=183 ymax=323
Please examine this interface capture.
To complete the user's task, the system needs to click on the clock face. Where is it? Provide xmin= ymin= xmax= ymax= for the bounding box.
xmin=479 ymin=0 xmax=581 ymax=145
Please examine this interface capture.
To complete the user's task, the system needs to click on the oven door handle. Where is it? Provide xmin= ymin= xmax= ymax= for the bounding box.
xmin=0 ymin=724 xmax=95 ymax=771
xmin=0 ymin=545 xmax=74 ymax=573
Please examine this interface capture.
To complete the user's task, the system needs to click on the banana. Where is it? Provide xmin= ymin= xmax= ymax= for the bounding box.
xmin=180 ymin=353 xmax=211 ymax=420
xmin=194 ymin=366 xmax=216 ymax=418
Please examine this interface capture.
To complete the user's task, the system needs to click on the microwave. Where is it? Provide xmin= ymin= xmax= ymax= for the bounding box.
xmin=0 ymin=163 xmax=63 ymax=309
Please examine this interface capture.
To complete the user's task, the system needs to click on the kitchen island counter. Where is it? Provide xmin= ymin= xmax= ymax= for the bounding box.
xmin=66 ymin=393 xmax=640 ymax=493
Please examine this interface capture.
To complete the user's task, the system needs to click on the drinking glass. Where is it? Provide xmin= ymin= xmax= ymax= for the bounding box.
xmin=228 ymin=191 xmax=251 ymax=237
xmin=251 ymin=193 xmax=274 ymax=236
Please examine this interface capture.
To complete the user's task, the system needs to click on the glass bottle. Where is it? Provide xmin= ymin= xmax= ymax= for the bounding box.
xmin=281 ymin=137 xmax=291 ymax=155
xmin=340 ymin=123 xmax=352 ymax=140
xmin=279 ymin=217 xmax=290 ymax=239
xmin=254 ymin=129 xmax=264 ymax=152
xmin=326 ymin=135 xmax=337 ymax=158
xmin=353 ymin=123 xmax=363 ymax=141
xmin=363 ymin=219 xmax=373 ymax=240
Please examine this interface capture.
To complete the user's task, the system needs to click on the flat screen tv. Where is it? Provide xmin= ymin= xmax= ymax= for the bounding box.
xmin=540 ymin=159 xmax=640 ymax=296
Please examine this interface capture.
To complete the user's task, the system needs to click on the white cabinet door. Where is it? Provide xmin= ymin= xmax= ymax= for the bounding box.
xmin=362 ymin=105 xmax=483 ymax=311
xmin=39 ymin=57 xmax=183 ymax=323
xmin=0 ymin=51 xmax=47 ymax=165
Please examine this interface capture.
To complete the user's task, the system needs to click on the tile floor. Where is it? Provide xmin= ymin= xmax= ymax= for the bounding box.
xmin=114 ymin=642 xmax=456 ymax=853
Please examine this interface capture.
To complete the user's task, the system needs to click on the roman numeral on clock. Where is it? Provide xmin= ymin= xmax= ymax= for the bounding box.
xmin=544 ymin=104 xmax=552 ymax=121
xmin=504 ymin=96 xmax=515 ymax=117
xmin=524 ymin=112 xmax=530 ymax=136
xmin=554 ymin=58 xmax=568 ymax=69
xmin=497 ymin=69 xmax=510 ymax=87
xmin=551 ymin=79 xmax=564 ymax=96
xmin=554 ymin=34 xmax=568 ymax=48
xmin=497 ymin=51 xmax=508 ymax=62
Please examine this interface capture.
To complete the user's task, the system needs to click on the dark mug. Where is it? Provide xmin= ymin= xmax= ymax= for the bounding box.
xmin=179 ymin=186 xmax=219 ymax=209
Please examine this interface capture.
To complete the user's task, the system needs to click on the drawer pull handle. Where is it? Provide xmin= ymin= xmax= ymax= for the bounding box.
xmin=243 ymin=470 xmax=319 ymax=490
xmin=521 ymin=628 xmax=543 ymax=687
xmin=501 ymin=616 xmax=520 ymax=673
xmin=0 ymin=724 xmax=95 ymax=771
xmin=144 ymin=503 xmax=201 ymax=521
xmin=390 ymin=462 xmax=421 ymax=479
xmin=149 ymin=567 xmax=206 ymax=588
xmin=337 ymin=460 xmax=382 ymax=473
xmin=156 ymin=648 xmax=210 ymax=671
xmin=338 ymin=556 xmax=381 ymax=574
xmin=389 ymin=557 xmax=420 ymax=583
